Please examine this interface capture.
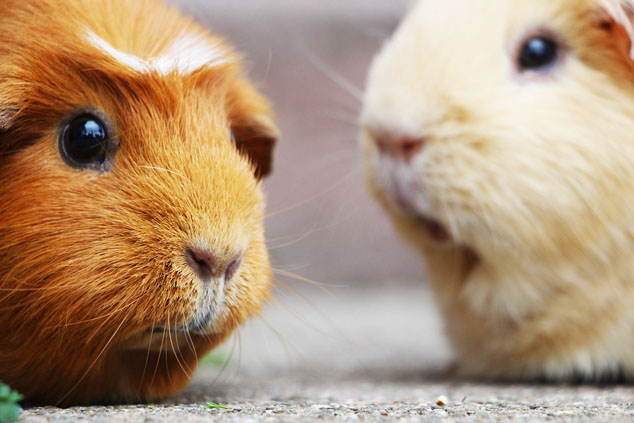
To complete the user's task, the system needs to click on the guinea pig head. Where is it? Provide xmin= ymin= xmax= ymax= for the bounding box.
xmin=362 ymin=0 xmax=634 ymax=282
xmin=0 ymin=0 xmax=277 ymax=405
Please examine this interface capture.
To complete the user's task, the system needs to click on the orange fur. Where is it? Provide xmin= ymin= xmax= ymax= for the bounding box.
xmin=0 ymin=0 xmax=277 ymax=405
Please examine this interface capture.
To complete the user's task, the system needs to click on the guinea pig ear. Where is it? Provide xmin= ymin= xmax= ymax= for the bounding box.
xmin=231 ymin=114 xmax=278 ymax=179
xmin=600 ymin=0 xmax=634 ymax=59
xmin=229 ymin=80 xmax=278 ymax=180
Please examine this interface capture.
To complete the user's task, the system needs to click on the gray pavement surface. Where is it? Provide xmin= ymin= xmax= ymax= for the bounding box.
xmin=19 ymin=284 xmax=634 ymax=422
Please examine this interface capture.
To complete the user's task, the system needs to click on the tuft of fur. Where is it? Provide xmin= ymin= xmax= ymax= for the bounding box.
xmin=362 ymin=0 xmax=634 ymax=381
xmin=0 ymin=0 xmax=277 ymax=405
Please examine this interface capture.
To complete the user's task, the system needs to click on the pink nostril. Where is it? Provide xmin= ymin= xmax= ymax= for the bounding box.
xmin=374 ymin=132 xmax=425 ymax=163
xmin=224 ymin=255 xmax=243 ymax=281
xmin=186 ymin=248 xmax=243 ymax=283
xmin=186 ymin=248 xmax=216 ymax=282
xmin=399 ymin=138 xmax=424 ymax=161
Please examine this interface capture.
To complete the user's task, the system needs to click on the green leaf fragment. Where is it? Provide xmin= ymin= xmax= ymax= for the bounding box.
xmin=200 ymin=351 xmax=230 ymax=366
xmin=0 ymin=382 xmax=22 ymax=423
xmin=206 ymin=401 xmax=231 ymax=410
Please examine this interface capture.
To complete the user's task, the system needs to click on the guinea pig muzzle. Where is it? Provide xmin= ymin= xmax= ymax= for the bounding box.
xmin=377 ymin=153 xmax=452 ymax=244
xmin=126 ymin=247 xmax=245 ymax=350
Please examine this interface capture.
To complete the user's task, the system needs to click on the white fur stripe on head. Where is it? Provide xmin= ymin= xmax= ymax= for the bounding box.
xmin=601 ymin=0 xmax=634 ymax=59
xmin=85 ymin=29 xmax=232 ymax=75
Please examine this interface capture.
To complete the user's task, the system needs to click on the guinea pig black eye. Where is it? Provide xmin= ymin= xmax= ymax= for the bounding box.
xmin=60 ymin=113 xmax=112 ymax=170
xmin=518 ymin=36 xmax=558 ymax=71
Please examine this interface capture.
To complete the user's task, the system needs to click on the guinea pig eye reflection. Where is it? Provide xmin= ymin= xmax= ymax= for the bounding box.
xmin=518 ymin=36 xmax=558 ymax=72
xmin=60 ymin=114 xmax=110 ymax=168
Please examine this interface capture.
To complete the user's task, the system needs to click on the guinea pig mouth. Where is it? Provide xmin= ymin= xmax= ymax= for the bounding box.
xmin=120 ymin=319 xmax=217 ymax=351
xmin=147 ymin=320 xmax=214 ymax=336
xmin=384 ymin=179 xmax=451 ymax=244
xmin=143 ymin=310 xmax=218 ymax=336
xmin=417 ymin=216 xmax=452 ymax=244
xmin=147 ymin=326 xmax=184 ymax=335
xmin=392 ymin=196 xmax=452 ymax=243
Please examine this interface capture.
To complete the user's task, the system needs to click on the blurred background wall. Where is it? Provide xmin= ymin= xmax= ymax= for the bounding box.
xmin=168 ymin=0 xmax=419 ymax=287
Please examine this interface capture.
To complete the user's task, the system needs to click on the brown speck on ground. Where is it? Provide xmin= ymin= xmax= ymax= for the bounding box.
xmin=436 ymin=395 xmax=448 ymax=406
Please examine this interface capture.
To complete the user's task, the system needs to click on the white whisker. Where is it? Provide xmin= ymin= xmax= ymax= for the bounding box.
xmin=295 ymin=44 xmax=363 ymax=103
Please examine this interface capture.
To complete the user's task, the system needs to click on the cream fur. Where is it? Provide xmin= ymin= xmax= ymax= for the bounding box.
xmin=362 ymin=0 xmax=634 ymax=381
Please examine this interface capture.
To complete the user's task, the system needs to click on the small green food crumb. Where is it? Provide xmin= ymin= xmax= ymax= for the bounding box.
xmin=206 ymin=401 xmax=231 ymax=410
xmin=200 ymin=351 xmax=230 ymax=366
xmin=0 ymin=381 xmax=22 ymax=423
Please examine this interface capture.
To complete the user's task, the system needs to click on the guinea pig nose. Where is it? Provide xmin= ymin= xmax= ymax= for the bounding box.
xmin=374 ymin=132 xmax=425 ymax=163
xmin=224 ymin=254 xmax=243 ymax=282
xmin=185 ymin=248 xmax=216 ymax=282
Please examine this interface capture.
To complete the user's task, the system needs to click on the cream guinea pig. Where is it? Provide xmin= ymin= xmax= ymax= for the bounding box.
xmin=362 ymin=0 xmax=634 ymax=381
xmin=0 ymin=0 xmax=277 ymax=405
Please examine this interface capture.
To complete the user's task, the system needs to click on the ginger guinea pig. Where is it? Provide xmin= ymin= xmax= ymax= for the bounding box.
xmin=362 ymin=0 xmax=634 ymax=381
xmin=0 ymin=0 xmax=277 ymax=405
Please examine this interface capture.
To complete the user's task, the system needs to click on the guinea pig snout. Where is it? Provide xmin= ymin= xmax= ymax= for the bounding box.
xmin=372 ymin=129 xmax=425 ymax=163
xmin=185 ymin=247 xmax=243 ymax=284
xmin=382 ymin=162 xmax=423 ymax=214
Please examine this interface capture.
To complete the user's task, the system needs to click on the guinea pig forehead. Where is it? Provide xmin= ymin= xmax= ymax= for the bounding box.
xmin=112 ymin=88 xmax=232 ymax=140
xmin=1 ymin=35 xmax=239 ymax=117
xmin=74 ymin=27 xmax=240 ymax=94
xmin=406 ymin=0 xmax=509 ymax=56
xmin=387 ymin=1 xmax=510 ymax=82
xmin=41 ymin=50 xmax=237 ymax=124
xmin=58 ymin=25 xmax=239 ymax=98
xmin=82 ymin=28 xmax=238 ymax=75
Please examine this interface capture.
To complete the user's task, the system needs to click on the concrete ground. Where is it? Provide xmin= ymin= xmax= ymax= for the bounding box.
xmin=19 ymin=284 xmax=634 ymax=422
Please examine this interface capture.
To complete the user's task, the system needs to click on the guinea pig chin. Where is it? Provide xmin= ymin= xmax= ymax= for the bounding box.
xmin=122 ymin=279 xmax=230 ymax=351
xmin=165 ymin=277 xmax=228 ymax=334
